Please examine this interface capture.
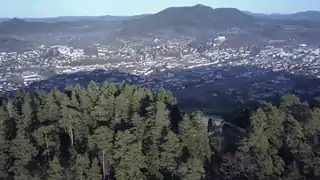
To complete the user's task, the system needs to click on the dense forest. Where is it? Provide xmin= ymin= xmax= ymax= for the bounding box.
xmin=0 ymin=81 xmax=320 ymax=180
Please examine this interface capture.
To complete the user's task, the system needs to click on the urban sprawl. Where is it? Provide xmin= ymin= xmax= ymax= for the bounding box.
xmin=1 ymin=36 xmax=320 ymax=103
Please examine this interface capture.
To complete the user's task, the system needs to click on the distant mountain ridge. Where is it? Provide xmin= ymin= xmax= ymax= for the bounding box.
xmin=0 ymin=5 xmax=258 ymax=36
xmin=245 ymin=10 xmax=320 ymax=21
xmin=0 ymin=18 xmax=77 ymax=34
xmin=0 ymin=15 xmax=148 ymax=34
xmin=0 ymin=14 xmax=150 ymax=23
xmin=120 ymin=4 xmax=257 ymax=35
xmin=1 ymin=4 xmax=320 ymax=36
xmin=1 ymin=7 xmax=319 ymax=23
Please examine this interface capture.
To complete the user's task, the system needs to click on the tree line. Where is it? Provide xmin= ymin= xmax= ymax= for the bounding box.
xmin=0 ymin=81 xmax=319 ymax=180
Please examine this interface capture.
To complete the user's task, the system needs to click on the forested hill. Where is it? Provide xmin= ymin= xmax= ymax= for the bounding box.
xmin=0 ymin=81 xmax=320 ymax=180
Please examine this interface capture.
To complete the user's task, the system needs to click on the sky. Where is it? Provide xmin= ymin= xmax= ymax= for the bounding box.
xmin=1 ymin=0 xmax=320 ymax=18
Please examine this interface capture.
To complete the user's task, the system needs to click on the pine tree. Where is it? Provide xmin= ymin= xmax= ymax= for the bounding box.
xmin=74 ymin=85 xmax=93 ymax=137
xmin=284 ymin=114 xmax=314 ymax=177
xmin=87 ymin=158 xmax=101 ymax=180
xmin=87 ymin=81 xmax=99 ymax=105
xmin=10 ymin=97 xmax=37 ymax=180
xmin=119 ymin=84 xmax=134 ymax=99
xmin=0 ymin=105 xmax=10 ymax=179
xmin=130 ymin=113 xmax=145 ymax=141
xmin=47 ymin=156 xmax=64 ymax=180
xmin=91 ymin=91 xmax=113 ymax=127
xmin=283 ymin=161 xmax=305 ymax=180
xmin=129 ymin=87 xmax=145 ymax=116
xmin=154 ymin=100 xmax=170 ymax=138
xmin=100 ymin=82 xmax=117 ymax=98
xmin=179 ymin=112 xmax=210 ymax=161
xmin=237 ymin=108 xmax=273 ymax=179
xmin=155 ymin=88 xmax=167 ymax=102
xmin=177 ymin=157 xmax=205 ymax=180
xmin=35 ymin=91 xmax=60 ymax=160
xmin=113 ymin=130 xmax=145 ymax=180
xmin=280 ymin=94 xmax=301 ymax=109
xmin=74 ymin=154 xmax=89 ymax=180
xmin=59 ymin=93 xmax=79 ymax=147
xmin=20 ymin=95 xmax=34 ymax=134
xmin=113 ymin=93 xmax=130 ymax=126
xmin=141 ymin=102 xmax=162 ymax=179
xmin=5 ymin=99 xmax=17 ymax=120
xmin=10 ymin=131 xmax=36 ymax=180
xmin=89 ymin=126 xmax=114 ymax=179
xmin=260 ymin=102 xmax=285 ymax=147
xmin=160 ymin=131 xmax=181 ymax=179
xmin=5 ymin=99 xmax=19 ymax=140
xmin=146 ymin=99 xmax=172 ymax=179
xmin=305 ymin=108 xmax=320 ymax=139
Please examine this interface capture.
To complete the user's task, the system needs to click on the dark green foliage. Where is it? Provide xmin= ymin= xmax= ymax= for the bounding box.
xmin=113 ymin=130 xmax=145 ymax=180
xmin=232 ymin=94 xmax=320 ymax=180
xmin=47 ymin=156 xmax=64 ymax=180
xmin=1 ymin=84 xmax=320 ymax=180
xmin=0 ymin=83 xmax=210 ymax=180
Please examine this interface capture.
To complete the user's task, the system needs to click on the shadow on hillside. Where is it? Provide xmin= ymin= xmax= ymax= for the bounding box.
xmin=5 ymin=64 xmax=320 ymax=119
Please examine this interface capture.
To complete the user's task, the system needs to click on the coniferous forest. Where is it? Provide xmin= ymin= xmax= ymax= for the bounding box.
xmin=0 ymin=81 xmax=320 ymax=180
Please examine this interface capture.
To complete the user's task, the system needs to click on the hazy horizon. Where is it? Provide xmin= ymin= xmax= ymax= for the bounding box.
xmin=1 ymin=0 xmax=320 ymax=18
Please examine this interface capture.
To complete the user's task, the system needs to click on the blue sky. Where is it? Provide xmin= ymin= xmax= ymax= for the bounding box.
xmin=1 ymin=0 xmax=320 ymax=18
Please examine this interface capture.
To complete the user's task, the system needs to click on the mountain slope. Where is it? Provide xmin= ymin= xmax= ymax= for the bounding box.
xmin=0 ymin=36 xmax=37 ymax=52
xmin=290 ymin=11 xmax=320 ymax=21
xmin=0 ymin=14 xmax=150 ymax=35
xmin=0 ymin=18 xmax=70 ymax=34
xmin=0 ymin=18 xmax=111 ymax=34
xmin=246 ymin=11 xmax=320 ymax=21
xmin=120 ymin=4 xmax=257 ymax=35
xmin=0 ymin=18 xmax=10 ymax=22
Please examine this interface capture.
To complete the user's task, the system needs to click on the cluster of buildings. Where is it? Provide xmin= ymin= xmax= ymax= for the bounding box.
xmin=0 ymin=36 xmax=320 ymax=104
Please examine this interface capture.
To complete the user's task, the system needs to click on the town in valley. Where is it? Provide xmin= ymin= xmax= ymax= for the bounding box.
xmin=1 ymin=4 xmax=320 ymax=114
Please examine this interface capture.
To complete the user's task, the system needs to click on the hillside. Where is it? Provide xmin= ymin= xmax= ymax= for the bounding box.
xmin=120 ymin=4 xmax=257 ymax=35
xmin=0 ymin=36 xmax=37 ymax=52
xmin=290 ymin=11 xmax=320 ymax=21
xmin=0 ymin=18 xmax=10 ymax=22
xmin=0 ymin=18 xmax=115 ymax=35
xmin=0 ymin=18 xmax=68 ymax=34
xmin=246 ymin=10 xmax=320 ymax=21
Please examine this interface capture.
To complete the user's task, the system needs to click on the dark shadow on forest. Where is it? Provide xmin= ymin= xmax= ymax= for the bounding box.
xmin=4 ymin=64 xmax=320 ymax=127
xmin=3 ymin=64 xmax=320 ymax=152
